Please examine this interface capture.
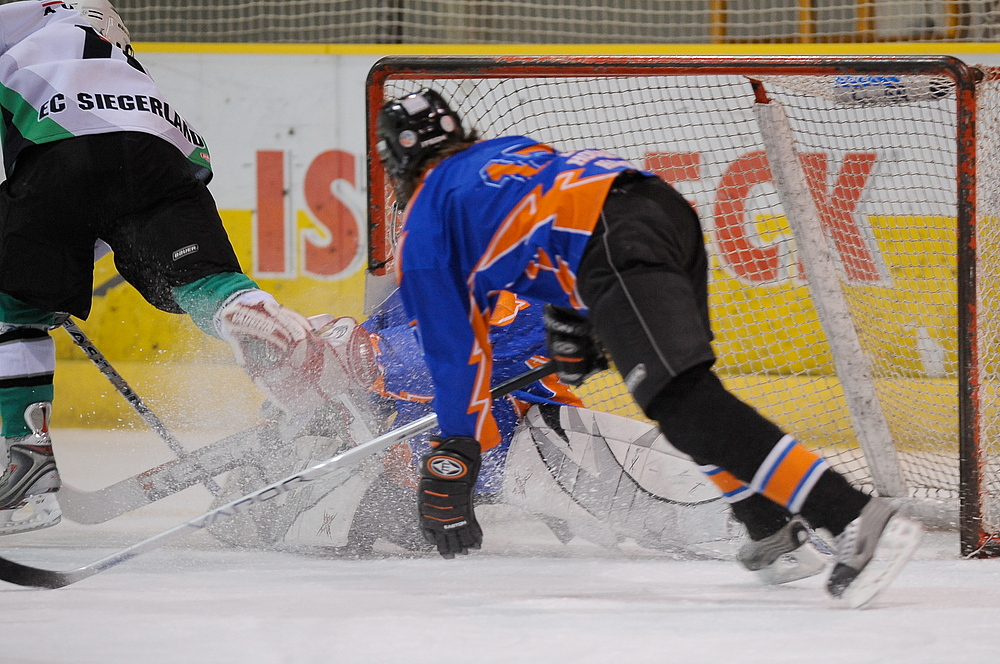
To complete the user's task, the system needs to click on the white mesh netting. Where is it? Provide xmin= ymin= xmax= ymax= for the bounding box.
xmin=370 ymin=61 xmax=995 ymax=541
xmin=14 ymin=0 xmax=997 ymax=44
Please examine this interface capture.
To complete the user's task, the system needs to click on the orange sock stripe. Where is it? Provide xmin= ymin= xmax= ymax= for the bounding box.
xmin=752 ymin=435 xmax=830 ymax=512
xmin=699 ymin=465 xmax=749 ymax=501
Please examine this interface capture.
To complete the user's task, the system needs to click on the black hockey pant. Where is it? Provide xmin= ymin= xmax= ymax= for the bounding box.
xmin=576 ymin=174 xmax=867 ymax=535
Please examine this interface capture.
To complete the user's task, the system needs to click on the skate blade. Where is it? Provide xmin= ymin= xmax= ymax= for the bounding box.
xmin=841 ymin=515 xmax=923 ymax=609
xmin=0 ymin=493 xmax=62 ymax=536
xmin=755 ymin=541 xmax=829 ymax=585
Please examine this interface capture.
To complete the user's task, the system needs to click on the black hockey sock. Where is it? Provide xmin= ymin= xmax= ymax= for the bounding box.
xmin=646 ymin=363 xmax=786 ymax=481
xmin=798 ymin=470 xmax=871 ymax=536
xmin=730 ymin=492 xmax=793 ymax=541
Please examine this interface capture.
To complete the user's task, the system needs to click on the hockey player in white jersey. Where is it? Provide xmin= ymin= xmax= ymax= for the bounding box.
xmin=0 ymin=1 xmax=351 ymax=536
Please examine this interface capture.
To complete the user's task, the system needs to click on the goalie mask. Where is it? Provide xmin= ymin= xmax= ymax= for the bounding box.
xmin=70 ymin=0 xmax=132 ymax=56
xmin=376 ymin=88 xmax=466 ymax=203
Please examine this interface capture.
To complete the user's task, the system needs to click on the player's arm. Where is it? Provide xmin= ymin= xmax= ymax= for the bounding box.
xmin=399 ymin=265 xmax=497 ymax=558
xmin=399 ymin=267 xmax=499 ymax=445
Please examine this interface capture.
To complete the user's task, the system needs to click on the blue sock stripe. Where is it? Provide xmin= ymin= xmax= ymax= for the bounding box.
xmin=753 ymin=435 xmax=796 ymax=495
xmin=723 ymin=484 xmax=751 ymax=501
xmin=787 ymin=458 xmax=830 ymax=513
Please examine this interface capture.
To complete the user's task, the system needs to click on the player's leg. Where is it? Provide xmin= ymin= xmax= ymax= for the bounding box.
xmin=575 ymin=175 xmax=816 ymax=561
xmin=701 ymin=466 xmax=827 ymax=583
xmin=0 ymin=293 xmax=61 ymax=534
xmin=577 ymin=174 xmax=920 ymax=603
xmin=642 ymin=325 xmax=920 ymax=603
xmin=0 ymin=138 xmax=109 ymax=535
xmin=99 ymin=133 xmax=377 ymax=417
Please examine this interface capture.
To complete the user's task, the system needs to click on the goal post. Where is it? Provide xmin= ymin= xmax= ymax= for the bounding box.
xmin=365 ymin=55 xmax=997 ymax=555
xmin=752 ymin=88 xmax=908 ymax=500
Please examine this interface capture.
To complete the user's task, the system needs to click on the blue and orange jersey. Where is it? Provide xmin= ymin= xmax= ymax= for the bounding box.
xmin=397 ymin=135 xmax=645 ymax=447
xmin=362 ymin=288 xmax=581 ymax=494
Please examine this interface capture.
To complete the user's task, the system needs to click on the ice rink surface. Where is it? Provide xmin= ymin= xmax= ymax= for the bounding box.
xmin=2 ymin=429 xmax=1000 ymax=664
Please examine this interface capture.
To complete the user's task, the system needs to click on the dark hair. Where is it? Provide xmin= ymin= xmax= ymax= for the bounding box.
xmin=394 ymin=130 xmax=480 ymax=204
xmin=376 ymin=88 xmax=477 ymax=206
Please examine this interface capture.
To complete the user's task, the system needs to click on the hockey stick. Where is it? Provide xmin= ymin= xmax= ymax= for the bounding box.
xmin=58 ymin=316 xmax=222 ymax=495
xmin=59 ymin=423 xmax=280 ymax=524
xmin=0 ymin=361 xmax=555 ymax=588
xmin=59 ymin=396 xmax=377 ymax=524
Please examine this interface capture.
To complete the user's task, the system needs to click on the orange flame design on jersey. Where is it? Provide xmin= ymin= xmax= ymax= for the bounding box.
xmin=488 ymin=291 xmax=531 ymax=327
xmin=466 ymin=297 xmax=501 ymax=450
xmin=472 ymin=168 xmax=618 ymax=301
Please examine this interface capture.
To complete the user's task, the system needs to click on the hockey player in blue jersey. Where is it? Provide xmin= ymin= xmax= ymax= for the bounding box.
xmin=375 ymin=87 xmax=923 ymax=606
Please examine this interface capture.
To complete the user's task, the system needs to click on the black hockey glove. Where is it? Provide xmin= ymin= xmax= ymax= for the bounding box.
xmin=418 ymin=436 xmax=483 ymax=559
xmin=543 ymin=304 xmax=609 ymax=387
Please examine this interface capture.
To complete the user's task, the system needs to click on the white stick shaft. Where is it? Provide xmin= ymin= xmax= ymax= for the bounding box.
xmin=64 ymin=413 xmax=439 ymax=584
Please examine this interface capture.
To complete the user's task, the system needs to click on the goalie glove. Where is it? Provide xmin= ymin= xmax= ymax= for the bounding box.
xmin=543 ymin=304 xmax=609 ymax=387
xmin=309 ymin=315 xmax=379 ymax=391
xmin=418 ymin=436 xmax=482 ymax=559
xmin=217 ymin=292 xmax=373 ymax=415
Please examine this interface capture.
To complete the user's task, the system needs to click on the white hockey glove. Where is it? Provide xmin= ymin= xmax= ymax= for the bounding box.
xmin=217 ymin=291 xmax=310 ymax=368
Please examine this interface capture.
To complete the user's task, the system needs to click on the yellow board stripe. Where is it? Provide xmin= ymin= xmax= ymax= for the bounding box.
xmin=132 ymin=42 xmax=1000 ymax=56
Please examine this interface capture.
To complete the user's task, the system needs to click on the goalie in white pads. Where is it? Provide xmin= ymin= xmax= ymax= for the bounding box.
xmin=0 ymin=1 xmax=341 ymax=537
xmin=210 ymin=288 xmax=827 ymax=583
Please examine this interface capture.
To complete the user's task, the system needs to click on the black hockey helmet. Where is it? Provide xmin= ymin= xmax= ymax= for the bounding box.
xmin=376 ymin=88 xmax=465 ymax=183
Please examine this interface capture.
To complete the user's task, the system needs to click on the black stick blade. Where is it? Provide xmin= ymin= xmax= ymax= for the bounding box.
xmin=0 ymin=555 xmax=84 ymax=589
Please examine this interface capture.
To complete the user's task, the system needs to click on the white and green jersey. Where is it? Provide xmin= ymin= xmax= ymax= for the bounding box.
xmin=0 ymin=0 xmax=210 ymax=175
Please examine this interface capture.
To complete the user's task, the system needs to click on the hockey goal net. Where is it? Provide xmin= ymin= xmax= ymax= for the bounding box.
xmin=365 ymin=55 xmax=1000 ymax=556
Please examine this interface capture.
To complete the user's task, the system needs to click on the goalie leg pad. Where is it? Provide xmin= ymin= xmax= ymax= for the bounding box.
xmin=207 ymin=425 xmax=360 ymax=548
xmin=502 ymin=404 xmax=735 ymax=557
xmin=279 ymin=455 xmax=384 ymax=551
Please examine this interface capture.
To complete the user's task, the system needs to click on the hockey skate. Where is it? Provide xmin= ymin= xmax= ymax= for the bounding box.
xmin=737 ymin=515 xmax=828 ymax=584
xmin=0 ymin=402 xmax=62 ymax=535
xmin=826 ymin=497 xmax=923 ymax=608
